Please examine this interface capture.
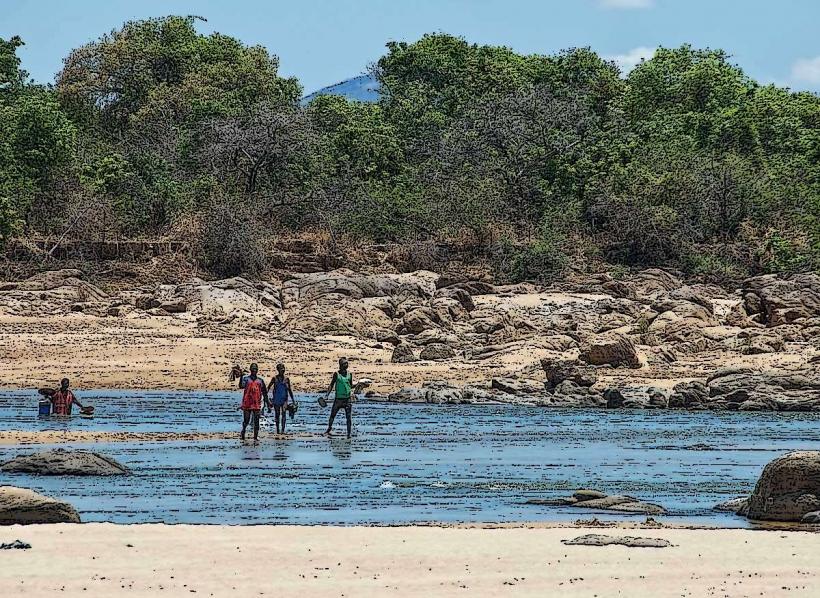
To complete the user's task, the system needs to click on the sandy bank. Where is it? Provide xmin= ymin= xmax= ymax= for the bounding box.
xmin=0 ymin=523 xmax=818 ymax=596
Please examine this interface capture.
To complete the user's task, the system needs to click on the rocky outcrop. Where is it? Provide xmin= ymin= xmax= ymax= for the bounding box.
xmin=281 ymin=269 xmax=436 ymax=303
xmin=528 ymin=489 xmax=667 ymax=515
xmin=0 ymin=486 xmax=80 ymax=524
xmin=604 ymin=386 xmax=667 ymax=409
xmin=579 ymin=334 xmax=641 ymax=368
xmin=0 ymin=269 xmax=108 ymax=316
xmin=1 ymin=449 xmax=129 ymax=476
xmin=707 ymin=369 xmax=820 ymax=411
xmin=741 ymin=452 xmax=820 ymax=521
xmin=601 ymin=269 xmax=682 ymax=302
xmin=742 ymin=273 xmax=820 ymax=327
xmin=547 ymin=381 xmax=606 ymax=408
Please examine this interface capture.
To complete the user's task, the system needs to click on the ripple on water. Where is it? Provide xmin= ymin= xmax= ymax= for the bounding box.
xmin=2 ymin=390 xmax=820 ymax=526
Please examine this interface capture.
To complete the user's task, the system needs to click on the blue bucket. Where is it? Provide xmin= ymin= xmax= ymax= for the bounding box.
xmin=38 ymin=400 xmax=51 ymax=416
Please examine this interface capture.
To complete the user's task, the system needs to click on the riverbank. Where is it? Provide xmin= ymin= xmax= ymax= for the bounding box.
xmin=1 ymin=523 xmax=818 ymax=597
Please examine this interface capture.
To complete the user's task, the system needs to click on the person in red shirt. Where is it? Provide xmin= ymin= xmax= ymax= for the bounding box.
xmin=236 ymin=363 xmax=267 ymax=442
xmin=50 ymin=378 xmax=84 ymax=416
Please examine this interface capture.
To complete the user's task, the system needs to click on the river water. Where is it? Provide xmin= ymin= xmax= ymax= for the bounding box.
xmin=1 ymin=390 xmax=819 ymax=526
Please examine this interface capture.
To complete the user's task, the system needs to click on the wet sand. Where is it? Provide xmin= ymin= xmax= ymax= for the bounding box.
xmin=1 ymin=523 xmax=818 ymax=597
xmin=0 ymin=430 xmax=334 ymax=445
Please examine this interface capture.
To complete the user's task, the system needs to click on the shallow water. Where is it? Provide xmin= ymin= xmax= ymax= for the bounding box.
xmin=2 ymin=390 xmax=819 ymax=526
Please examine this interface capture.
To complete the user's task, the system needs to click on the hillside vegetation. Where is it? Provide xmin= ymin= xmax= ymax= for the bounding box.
xmin=1 ymin=16 xmax=818 ymax=281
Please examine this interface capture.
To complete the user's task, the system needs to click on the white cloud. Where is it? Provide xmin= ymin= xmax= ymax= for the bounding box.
xmin=598 ymin=0 xmax=654 ymax=9
xmin=606 ymin=46 xmax=656 ymax=74
xmin=791 ymin=56 xmax=820 ymax=85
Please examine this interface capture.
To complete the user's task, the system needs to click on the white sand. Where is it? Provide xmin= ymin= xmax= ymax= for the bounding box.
xmin=0 ymin=523 xmax=818 ymax=597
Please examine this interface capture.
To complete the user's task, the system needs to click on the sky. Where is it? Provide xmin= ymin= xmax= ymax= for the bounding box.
xmin=2 ymin=0 xmax=819 ymax=94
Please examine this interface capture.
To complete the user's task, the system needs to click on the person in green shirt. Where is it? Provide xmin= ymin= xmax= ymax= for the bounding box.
xmin=323 ymin=357 xmax=354 ymax=438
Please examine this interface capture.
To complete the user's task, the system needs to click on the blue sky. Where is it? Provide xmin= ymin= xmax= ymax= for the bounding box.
xmin=3 ymin=0 xmax=819 ymax=94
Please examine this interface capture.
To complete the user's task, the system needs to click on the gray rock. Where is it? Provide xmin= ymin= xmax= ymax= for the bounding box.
xmin=801 ymin=510 xmax=820 ymax=524
xmin=0 ymin=539 xmax=31 ymax=549
xmin=159 ymin=297 xmax=187 ymax=313
xmin=0 ymin=486 xmax=81 ymax=524
xmin=668 ymin=381 xmax=709 ymax=409
xmin=390 ymin=343 xmax=416 ymax=364
xmin=743 ymin=451 xmax=820 ymax=521
xmin=742 ymin=273 xmax=820 ymax=327
xmin=579 ymin=334 xmax=640 ymax=368
xmin=419 ymin=343 xmax=456 ymax=361
xmin=562 ymin=534 xmax=670 ymax=548
xmin=491 ymin=378 xmax=544 ymax=397
xmin=541 ymin=359 xmax=597 ymax=389
xmin=530 ymin=489 xmax=667 ymax=515
xmin=1 ymin=449 xmax=129 ymax=476
xmin=548 ymin=381 xmax=606 ymax=408
xmin=573 ymin=489 xmax=607 ymax=501
xmin=713 ymin=497 xmax=748 ymax=513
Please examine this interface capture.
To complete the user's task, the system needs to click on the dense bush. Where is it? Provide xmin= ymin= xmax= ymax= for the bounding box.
xmin=0 ymin=21 xmax=817 ymax=279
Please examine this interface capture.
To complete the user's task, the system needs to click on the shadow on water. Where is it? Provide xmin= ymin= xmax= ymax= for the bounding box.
xmin=2 ymin=390 xmax=820 ymax=526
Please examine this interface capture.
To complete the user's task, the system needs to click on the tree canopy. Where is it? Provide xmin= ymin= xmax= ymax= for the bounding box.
xmin=0 ymin=21 xmax=817 ymax=279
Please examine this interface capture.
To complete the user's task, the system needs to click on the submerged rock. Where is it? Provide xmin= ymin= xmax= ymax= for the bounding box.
xmin=713 ymin=497 xmax=748 ymax=513
xmin=1 ymin=449 xmax=129 ymax=476
xmin=527 ymin=489 xmax=667 ymax=515
xmin=0 ymin=486 xmax=80 ymax=524
xmin=742 ymin=451 xmax=820 ymax=521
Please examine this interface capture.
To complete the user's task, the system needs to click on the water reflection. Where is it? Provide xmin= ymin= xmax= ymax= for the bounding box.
xmin=329 ymin=437 xmax=352 ymax=461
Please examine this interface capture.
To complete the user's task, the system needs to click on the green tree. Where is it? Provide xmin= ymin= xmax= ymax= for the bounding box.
xmin=0 ymin=38 xmax=76 ymax=241
xmin=57 ymin=15 xmax=301 ymax=134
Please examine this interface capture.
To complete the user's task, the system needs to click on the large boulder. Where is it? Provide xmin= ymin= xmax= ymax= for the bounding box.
xmin=281 ymin=269 xmax=436 ymax=304
xmin=0 ymin=486 xmax=80 ymax=524
xmin=742 ymin=274 xmax=820 ymax=327
xmin=601 ymin=269 xmax=682 ymax=302
xmin=541 ymin=359 xmax=597 ymax=389
xmin=604 ymin=387 xmax=667 ymax=409
xmin=391 ymin=343 xmax=417 ymax=363
xmin=284 ymin=295 xmax=393 ymax=337
xmin=1 ymin=449 xmax=129 ymax=476
xmin=668 ymin=381 xmax=710 ymax=409
xmin=707 ymin=369 xmax=820 ymax=411
xmin=402 ymin=306 xmax=450 ymax=334
xmin=579 ymin=334 xmax=641 ymax=368
xmin=742 ymin=452 xmax=820 ymax=521
xmin=547 ymin=380 xmax=606 ymax=408
xmin=419 ymin=343 xmax=457 ymax=361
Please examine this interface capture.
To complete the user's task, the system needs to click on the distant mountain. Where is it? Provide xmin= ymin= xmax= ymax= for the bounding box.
xmin=301 ymin=73 xmax=380 ymax=105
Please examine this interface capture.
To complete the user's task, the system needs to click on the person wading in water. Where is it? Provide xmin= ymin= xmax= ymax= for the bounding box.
xmin=50 ymin=378 xmax=85 ymax=416
xmin=268 ymin=363 xmax=295 ymax=435
xmin=235 ymin=363 xmax=267 ymax=442
xmin=323 ymin=357 xmax=354 ymax=438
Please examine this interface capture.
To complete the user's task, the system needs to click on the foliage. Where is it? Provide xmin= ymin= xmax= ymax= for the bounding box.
xmin=0 ymin=22 xmax=817 ymax=277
